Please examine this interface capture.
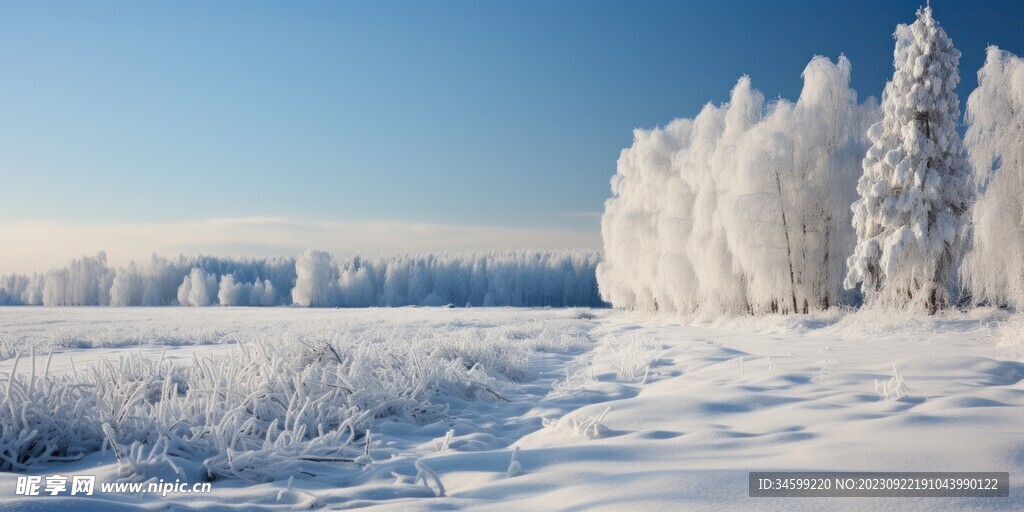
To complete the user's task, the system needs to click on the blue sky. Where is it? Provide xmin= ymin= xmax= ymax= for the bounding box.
xmin=1 ymin=0 xmax=1022 ymax=271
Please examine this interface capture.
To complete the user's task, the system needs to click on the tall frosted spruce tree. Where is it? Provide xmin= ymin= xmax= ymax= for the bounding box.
xmin=845 ymin=6 xmax=971 ymax=313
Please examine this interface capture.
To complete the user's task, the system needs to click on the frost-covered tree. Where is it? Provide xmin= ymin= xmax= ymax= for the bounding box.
xmin=42 ymin=253 xmax=113 ymax=306
xmin=288 ymin=250 xmax=601 ymax=308
xmin=407 ymin=259 xmax=432 ymax=305
xmin=217 ymin=274 xmax=244 ymax=306
xmin=292 ymin=250 xmax=340 ymax=307
xmin=250 ymin=279 xmax=277 ymax=306
xmin=381 ymin=259 xmax=410 ymax=307
xmin=0 ymin=274 xmax=29 ymax=305
xmin=217 ymin=274 xmax=278 ymax=306
xmin=598 ymin=55 xmax=877 ymax=315
xmin=0 ymin=249 xmax=601 ymax=308
xmin=110 ymin=263 xmax=145 ymax=306
xmin=338 ymin=258 xmax=376 ymax=307
xmin=23 ymin=274 xmax=44 ymax=305
xmin=109 ymin=255 xmax=182 ymax=306
xmin=961 ymin=47 xmax=1024 ymax=308
xmin=845 ymin=6 xmax=971 ymax=313
xmin=177 ymin=268 xmax=217 ymax=306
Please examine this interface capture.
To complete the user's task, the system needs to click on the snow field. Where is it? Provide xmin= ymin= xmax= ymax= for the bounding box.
xmin=0 ymin=308 xmax=598 ymax=484
xmin=0 ymin=307 xmax=1021 ymax=511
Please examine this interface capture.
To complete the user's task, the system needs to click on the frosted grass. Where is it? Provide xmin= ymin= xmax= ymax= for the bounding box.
xmin=0 ymin=318 xmax=585 ymax=482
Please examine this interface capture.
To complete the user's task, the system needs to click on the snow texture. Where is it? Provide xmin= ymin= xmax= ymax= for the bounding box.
xmin=845 ymin=6 xmax=972 ymax=312
xmin=0 ymin=308 xmax=588 ymax=483
xmin=961 ymin=47 xmax=1024 ymax=309
xmin=597 ymin=55 xmax=878 ymax=315
xmin=0 ymin=307 xmax=1022 ymax=511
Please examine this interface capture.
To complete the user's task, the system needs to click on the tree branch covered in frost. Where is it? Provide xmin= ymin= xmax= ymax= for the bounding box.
xmin=846 ymin=6 xmax=972 ymax=313
xmin=0 ymin=250 xmax=603 ymax=308
xmin=598 ymin=55 xmax=878 ymax=315
xmin=961 ymin=47 xmax=1024 ymax=309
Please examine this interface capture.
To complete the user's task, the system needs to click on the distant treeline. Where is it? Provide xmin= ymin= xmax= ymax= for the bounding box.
xmin=0 ymin=250 xmax=604 ymax=308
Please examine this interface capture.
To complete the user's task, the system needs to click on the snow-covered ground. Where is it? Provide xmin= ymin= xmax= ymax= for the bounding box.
xmin=0 ymin=307 xmax=1022 ymax=511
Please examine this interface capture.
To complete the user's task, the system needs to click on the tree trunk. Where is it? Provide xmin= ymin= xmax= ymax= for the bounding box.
xmin=773 ymin=167 xmax=799 ymax=313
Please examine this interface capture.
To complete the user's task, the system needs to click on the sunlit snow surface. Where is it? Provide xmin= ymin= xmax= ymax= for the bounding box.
xmin=0 ymin=307 xmax=1022 ymax=511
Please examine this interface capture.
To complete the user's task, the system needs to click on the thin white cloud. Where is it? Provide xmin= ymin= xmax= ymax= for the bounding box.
xmin=0 ymin=217 xmax=600 ymax=274
xmin=565 ymin=211 xmax=603 ymax=219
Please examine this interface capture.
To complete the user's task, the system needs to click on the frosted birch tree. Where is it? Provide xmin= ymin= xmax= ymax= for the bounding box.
xmin=597 ymin=55 xmax=876 ymax=316
xmin=961 ymin=47 xmax=1024 ymax=308
xmin=177 ymin=268 xmax=217 ymax=306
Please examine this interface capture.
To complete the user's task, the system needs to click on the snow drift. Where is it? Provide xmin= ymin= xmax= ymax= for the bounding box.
xmin=597 ymin=55 xmax=879 ymax=315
